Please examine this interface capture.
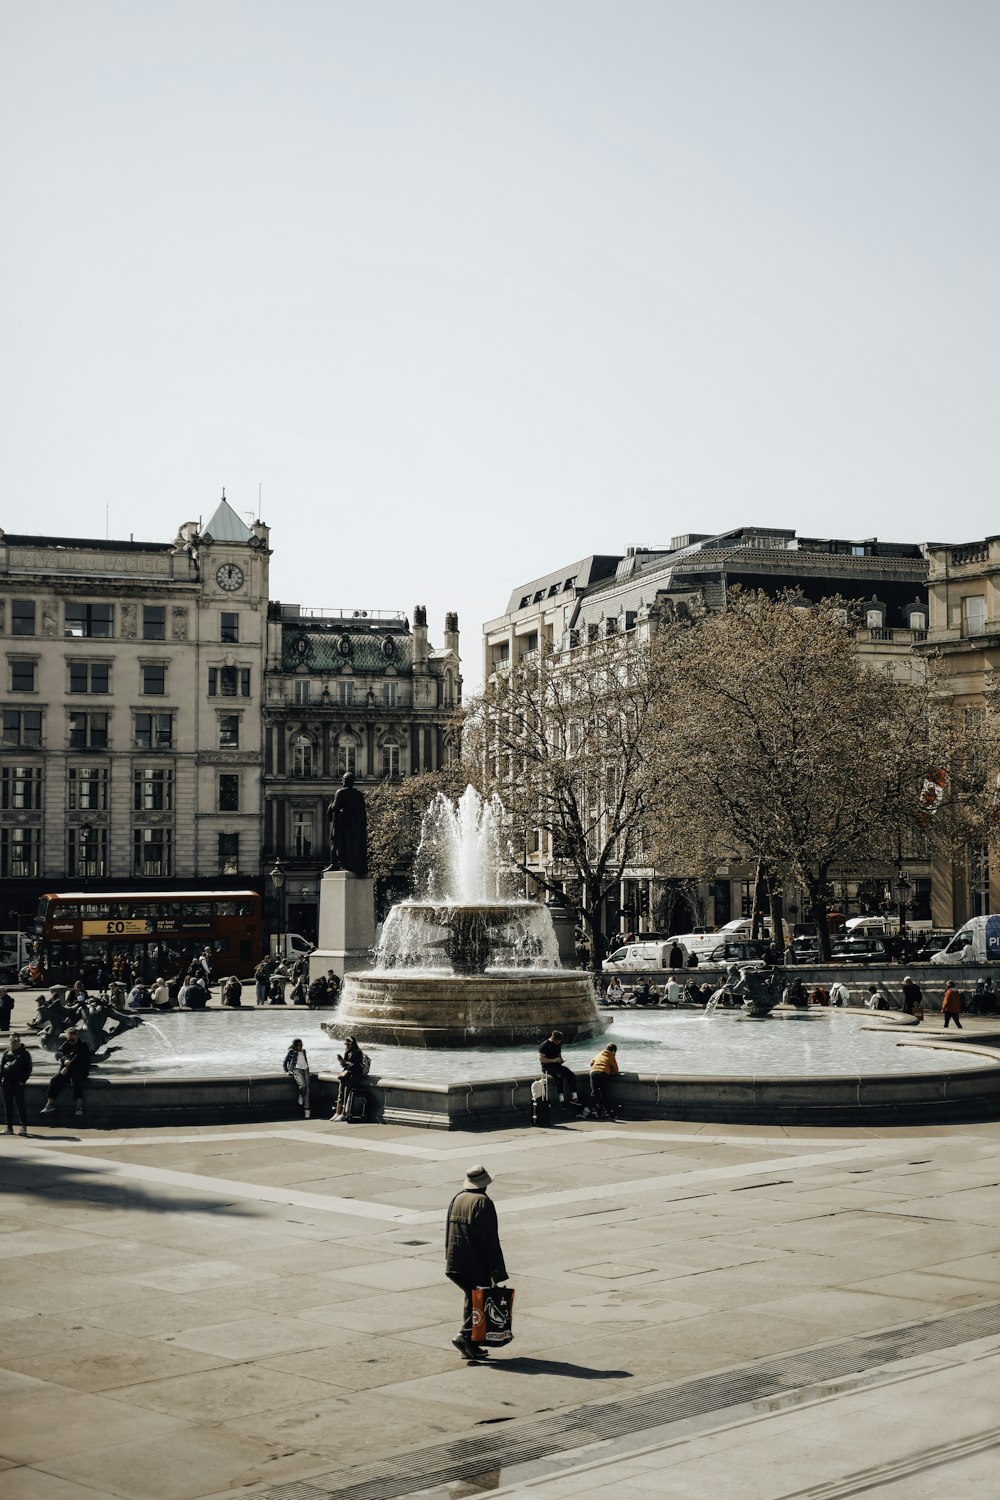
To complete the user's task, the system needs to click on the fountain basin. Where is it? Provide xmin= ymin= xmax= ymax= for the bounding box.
xmin=325 ymin=970 xmax=606 ymax=1047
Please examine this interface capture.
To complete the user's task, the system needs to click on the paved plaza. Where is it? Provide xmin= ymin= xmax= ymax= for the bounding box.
xmin=2 ymin=1085 xmax=1000 ymax=1499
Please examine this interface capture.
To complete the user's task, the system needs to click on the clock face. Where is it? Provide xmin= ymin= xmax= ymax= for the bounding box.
xmin=216 ymin=562 xmax=245 ymax=592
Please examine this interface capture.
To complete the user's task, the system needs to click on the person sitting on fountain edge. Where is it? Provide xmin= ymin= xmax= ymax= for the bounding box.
xmin=538 ymin=1030 xmax=580 ymax=1105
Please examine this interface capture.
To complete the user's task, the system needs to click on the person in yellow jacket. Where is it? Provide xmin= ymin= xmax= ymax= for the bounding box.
xmin=587 ymin=1042 xmax=619 ymax=1118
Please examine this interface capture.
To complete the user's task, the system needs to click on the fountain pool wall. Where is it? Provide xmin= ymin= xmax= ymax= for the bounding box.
xmin=25 ymin=1008 xmax=1000 ymax=1129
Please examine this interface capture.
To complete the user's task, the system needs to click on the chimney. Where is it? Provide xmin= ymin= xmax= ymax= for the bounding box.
xmin=444 ymin=611 xmax=459 ymax=655
xmin=413 ymin=604 xmax=428 ymax=671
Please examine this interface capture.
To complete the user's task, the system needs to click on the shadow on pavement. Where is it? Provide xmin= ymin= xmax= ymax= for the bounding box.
xmin=491 ymin=1355 xmax=633 ymax=1379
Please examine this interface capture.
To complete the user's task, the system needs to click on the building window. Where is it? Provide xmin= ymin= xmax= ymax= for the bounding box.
xmin=339 ymin=681 xmax=354 ymax=706
xmin=0 ymin=827 xmax=41 ymax=879
xmin=221 ymin=612 xmax=239 ymax=644
xmin=69 ymin=711 xmax=109 ymax=749
xmin=293 ymin=679 xmax=310 ymax=705
xmin=383 ymin=682 xmax=398 ymax=707
xmin=381 ymin=739 xmax=400 ymax=778
xmin=962 ymin=595 xmax=986 ymax=637
xmin=218 ymin=832 xmax=239 ymax=875
xmin=10 ymin=659 xmax=36 ymax=692
xmin=69 ymin=661 xmax=110 ymax=693
xmin=337 ymin=734 xmax=358 ymax=776
xmin=133 ymin=768 xmax=174 ymax=811
xmin=133 ymin=827 xmax=173 ymax=878
xmin=1 ymin=709 xmax=42 ymax=747
xmin=142 ymin=664 xmax=166 ymax=695
xmin=292 ymin=812 xmax=314 ymax=858
xmin=65 ymin=603 xmax=114 ymax=638
xmin=219 ymin=774 xmax=239 ymax=812
xmin=143 ymin=606 xmax=166 ymax=641
xmin=219 ymin=714 xmax=239 ymax=749
xmin=68 ymin=825 xmax=108 ymax=878
xmin=291 ymin=736 xmax=314 ymax=777
xmin=134 ymin=712 xmax=173 ymax=749
xmin=68 ymin=767 xmax=108 ymax=811
xmin=209 ymin=666 xmax=250 ymax=697
xmin=1 ymin=766 xmax=43 ymax=811
xmin=11 ymin=601 xmax=36 ymax=636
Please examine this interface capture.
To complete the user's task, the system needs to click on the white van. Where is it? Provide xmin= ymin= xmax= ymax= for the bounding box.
xmin=271 ymin=932 xmax=315 ymax=961
xmin=605 ymin=941 xmax=685 ymax=973
xmin=930 ymin=916 xmax=1000 ymax=965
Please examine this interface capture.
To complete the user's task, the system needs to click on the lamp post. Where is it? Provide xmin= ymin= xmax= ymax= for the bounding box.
xmin=269 ymin=858 xmax=286 ymax=961
xmin=893 ymin=870 xmax=913 ymax=936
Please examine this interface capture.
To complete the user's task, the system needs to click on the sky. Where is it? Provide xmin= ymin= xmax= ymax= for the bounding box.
xmin=2 ymin=0 xmax=999 ymax=687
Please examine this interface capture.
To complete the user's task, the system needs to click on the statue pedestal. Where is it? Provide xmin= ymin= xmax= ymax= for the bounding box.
xmin=310 ymin=871 xmax=376 ymax=982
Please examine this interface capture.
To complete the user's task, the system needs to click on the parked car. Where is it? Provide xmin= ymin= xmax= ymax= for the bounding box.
xmin=705 ymin=938 xmax=769 ymax=968
xmin=911 ymin=930 xmax=955 ymax=963
xmin=830 ymin=937 xmax=890 ymax=964
xmin=789 ymin=936 xmax=820 ymax=964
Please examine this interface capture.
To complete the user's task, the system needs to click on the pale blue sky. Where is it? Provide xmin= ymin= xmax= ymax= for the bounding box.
xmin=2 ymin=1 xmax=998 ymax=681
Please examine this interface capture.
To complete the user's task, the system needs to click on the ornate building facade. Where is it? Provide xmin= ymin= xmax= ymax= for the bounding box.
xmin=262 ymin=605 xmax=460 ymax=941
xmin=0 ymin=498 xmax=270 ymax=920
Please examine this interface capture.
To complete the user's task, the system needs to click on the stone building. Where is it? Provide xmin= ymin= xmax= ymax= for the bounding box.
xmin=483 ymin=526 xmax=932 ymax=941
xmin=0 ymin=498 xmax=269 ymax=921
xmin=263 ymin=605 xmax=460 ymax=941
xmin=919 ymin=535 xmax=1000 ymax=927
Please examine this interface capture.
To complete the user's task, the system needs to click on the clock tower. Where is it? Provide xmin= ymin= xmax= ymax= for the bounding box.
xmin=192 ymin=494 xmax=271 ymax=882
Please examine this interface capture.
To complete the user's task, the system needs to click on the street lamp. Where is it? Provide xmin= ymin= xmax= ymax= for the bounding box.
xmin=269 ymin=858 xmax=286 ymax=960
xmin=893 ymin=870 xmax=913 ymax=934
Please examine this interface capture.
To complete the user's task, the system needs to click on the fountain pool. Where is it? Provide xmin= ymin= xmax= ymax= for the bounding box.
xmin=105 ymin=1007 xmax=989 ymax=1080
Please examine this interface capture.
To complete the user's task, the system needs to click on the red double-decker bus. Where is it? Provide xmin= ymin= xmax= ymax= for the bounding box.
xmin=35 ymin=890 xmax=263 ymax=985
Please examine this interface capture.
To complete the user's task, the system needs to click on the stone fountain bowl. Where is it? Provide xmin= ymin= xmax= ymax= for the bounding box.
xmin=324 ymin=970 xmax=606 ymax=1048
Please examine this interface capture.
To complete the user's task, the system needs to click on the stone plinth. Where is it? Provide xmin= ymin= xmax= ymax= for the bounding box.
xmin=310 ymin=870 xmax=376 ymax=982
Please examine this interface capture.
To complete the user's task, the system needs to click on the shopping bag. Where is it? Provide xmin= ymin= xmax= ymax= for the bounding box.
xmin=470 ymin=1284 xmax=515 ymax=1345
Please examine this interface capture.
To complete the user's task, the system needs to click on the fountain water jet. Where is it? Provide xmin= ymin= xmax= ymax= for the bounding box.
xmin=324 ymin=787 xmax=605 ymax=1048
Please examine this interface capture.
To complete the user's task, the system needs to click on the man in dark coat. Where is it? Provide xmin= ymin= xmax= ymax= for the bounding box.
xmin=40 ymin=1028 xmax=91 ymax=1119
xmin=1 ymin=1032 xmax=32 ymax=1135
xmin=445 ymin=1164 xmax=507 ymax=1361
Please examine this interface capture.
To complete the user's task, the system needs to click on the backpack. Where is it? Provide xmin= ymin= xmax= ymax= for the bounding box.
xmin=360 ymin=1051 xmax=372 ymax=1076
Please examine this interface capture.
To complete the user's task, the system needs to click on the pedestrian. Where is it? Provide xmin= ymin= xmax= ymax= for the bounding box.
xmin=40 ymin=1027 xmax=91 ymax=1119
xmin=199 ymin=947 xmax=213 ymax=988
xmin=283 ymin=1037 xmax=311 ymax=1117
xmin=661 ymin=975 xmax=684 ymax=1007
xmin=221 ymin=975 xmax=243 ymax=1008
xmin=330 ymin=1036 xmax=366 ymax=1120
xmin=0 ymin=987 xmax=14 ymax=1032
xmin=445 ymin=1164 xmax=508 ymax=1362
xmin=587 ymin=1042 xmax=619 ymax=1118
xmin=538 ymin=1030 xmax=579 ymax=1104
xmin=290 ymin=974 xmax=308 ymax=1006
xmin=1 ymin=1032 xmax=31 ymax=1135
xmin=668 ymin=941 xmax=684 ymax=970
xmin=829 ymin=979 xmax=850 ymax=1008
xmin=254 ymin=958 xmax=271 ymax=1006
xmin=150 ymin=976 xmax=173 ymax=1009
xmin=942 ymin=980 xmax=963 ymax=1030
xmin=603 ymin=977 xmax=625 ymax=1007
xmin=901 ymin=975 xmax=923 ymax=1020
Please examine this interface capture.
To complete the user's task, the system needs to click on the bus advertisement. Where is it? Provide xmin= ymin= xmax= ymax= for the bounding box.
xmin=35 ymin=890 xmax=263 ymax=985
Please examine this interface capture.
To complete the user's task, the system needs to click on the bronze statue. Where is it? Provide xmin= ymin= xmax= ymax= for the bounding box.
xmin=327 ymin=772 xmax=368 ymax=877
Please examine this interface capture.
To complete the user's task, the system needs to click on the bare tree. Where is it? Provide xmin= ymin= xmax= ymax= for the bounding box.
xmin=472 ymin=630 xmax=670 ymax=968
xmin=654 ymin=593 xmax=938 ymax=959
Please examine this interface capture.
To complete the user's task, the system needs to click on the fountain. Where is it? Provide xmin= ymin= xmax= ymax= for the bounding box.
xmin=323 ymin=787 xmax=606 ymax=1048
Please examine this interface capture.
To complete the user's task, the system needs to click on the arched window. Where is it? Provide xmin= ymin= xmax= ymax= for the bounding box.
xmin=381 ymin=738 xmax=400 ymax=779
xmin=337 ymin=733 xmax=358 ymax=776
xmin=291 ymin=735 xmax=314 ymax=778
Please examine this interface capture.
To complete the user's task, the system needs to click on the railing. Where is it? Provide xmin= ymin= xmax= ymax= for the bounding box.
xmin=950 ymin=543 xmax=989 ymax=567
xmin=284 ymin=606 xmax=408 ymax=623
xmin=868 ymin=627 xmax=895 ymax=641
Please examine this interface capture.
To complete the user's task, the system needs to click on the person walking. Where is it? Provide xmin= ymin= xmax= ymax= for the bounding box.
xmin=901 ymin=975 xmax=924 ymax=1022
xmin=538 ymin=1030 xmax=579 ymax=1104
xmin=0 ymin=987 xmax=14 ymax=1032
xmin=588 ymin=1042 xmax=619 ymax=1118
xmin=40 ymin=1028 xmax=91 ymax=1119
xmin=283 ymin=1037 xmax=311 ymax=1117
xmin=1 ymin=1032 xmax=31 ymax=1135
xmin=942 ymin=980 xmax=963 ymax=1029
xmin=254 ymin=958 xmax=271 ymax=1007
xmin=445 ymin=1164 xmax=508 ymax=1362
xmin=668 ymin=941 xmax=684 ymax=970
